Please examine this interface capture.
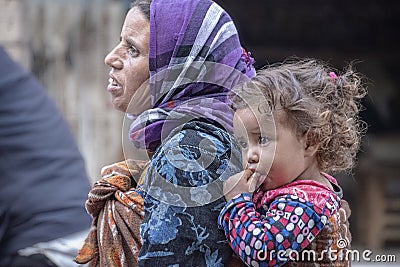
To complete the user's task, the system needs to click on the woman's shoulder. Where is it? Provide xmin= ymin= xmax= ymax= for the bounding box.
xmin=148 ymin=120 xmax=242 ymax=186
xmin=158 ymin=120 xmax=236 ymax=154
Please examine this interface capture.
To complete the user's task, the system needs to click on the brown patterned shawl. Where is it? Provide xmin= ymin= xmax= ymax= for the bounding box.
xmin=74 ymin=160 xmax=148 ymax=267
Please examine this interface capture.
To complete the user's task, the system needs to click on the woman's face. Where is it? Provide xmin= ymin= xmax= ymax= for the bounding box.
xmin=104 ymin=7 xmax=150 ymax=113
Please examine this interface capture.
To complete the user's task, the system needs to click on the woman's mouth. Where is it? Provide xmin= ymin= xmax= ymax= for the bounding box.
xmin=107 ymin=76 xmax=122 ymax=93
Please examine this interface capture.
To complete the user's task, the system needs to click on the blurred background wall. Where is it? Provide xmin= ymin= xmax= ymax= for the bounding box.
xmin=1 ymin=0 xmax=399 ymax=253
xmin=1 ymin=0 xmax=127 ymax=185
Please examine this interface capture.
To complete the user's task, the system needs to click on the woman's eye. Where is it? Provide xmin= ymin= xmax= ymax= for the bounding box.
xmin=259 ymin=136 xmax=270 ymax=145
xmin=128 ymin=46 xmax=139 ymax=57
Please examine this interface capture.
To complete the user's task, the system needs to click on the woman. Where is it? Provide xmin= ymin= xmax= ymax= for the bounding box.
xmin=76 ymin=0 xmax=255 ymax=266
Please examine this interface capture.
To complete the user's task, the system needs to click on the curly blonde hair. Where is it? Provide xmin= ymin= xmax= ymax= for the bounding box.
xmin=231 ymin=58 xmax=367 ymax=173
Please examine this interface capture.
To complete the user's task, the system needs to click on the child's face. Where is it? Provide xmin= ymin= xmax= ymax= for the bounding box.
xmin=233 ymin=107 xmax=308 ymax=190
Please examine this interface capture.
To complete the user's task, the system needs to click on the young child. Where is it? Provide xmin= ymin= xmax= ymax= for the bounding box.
xmin=218 ymin=58 xmax=367 ymax=267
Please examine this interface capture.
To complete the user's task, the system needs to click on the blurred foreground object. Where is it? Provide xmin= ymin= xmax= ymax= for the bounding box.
xmin=0 ymin=46 xmax=91 ymax=266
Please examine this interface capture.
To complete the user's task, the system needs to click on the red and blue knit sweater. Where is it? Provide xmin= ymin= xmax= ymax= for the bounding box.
xmin=218 ymin=174 xmax=342 ymax=267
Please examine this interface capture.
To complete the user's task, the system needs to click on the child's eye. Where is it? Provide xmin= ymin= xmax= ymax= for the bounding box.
xmin=259 ymin=136 xmax=270 ymax=145
xmin=238 ymin=141 xmax=248 ymax=149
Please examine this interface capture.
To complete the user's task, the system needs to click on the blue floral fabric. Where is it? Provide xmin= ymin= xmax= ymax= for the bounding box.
xmin=137 ymin=121 xmax=242 ymax=266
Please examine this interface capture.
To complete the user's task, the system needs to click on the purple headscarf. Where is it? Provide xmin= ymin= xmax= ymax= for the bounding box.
xmin=129 ymin=0 xmax=255 ymax=152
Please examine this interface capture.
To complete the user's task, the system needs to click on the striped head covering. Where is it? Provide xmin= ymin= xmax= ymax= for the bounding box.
xmin=129 ymin=0 xmax=255 ymax=152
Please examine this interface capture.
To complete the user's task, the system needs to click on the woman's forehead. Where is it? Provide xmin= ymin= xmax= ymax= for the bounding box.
xmin=125 ymin=7 xmax=149 ymax=29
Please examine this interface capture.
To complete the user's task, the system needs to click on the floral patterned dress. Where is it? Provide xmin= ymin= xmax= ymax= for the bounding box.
xmin=137 ymin=121 xmax=242 ymax=266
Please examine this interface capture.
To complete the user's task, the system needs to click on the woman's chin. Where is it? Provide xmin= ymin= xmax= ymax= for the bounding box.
xmin=111 ymin=97 xmax=128 ymax=113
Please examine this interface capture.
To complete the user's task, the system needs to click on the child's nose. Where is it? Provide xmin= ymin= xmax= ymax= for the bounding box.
xmin=247 ymin=148 xmax=259 ymax=164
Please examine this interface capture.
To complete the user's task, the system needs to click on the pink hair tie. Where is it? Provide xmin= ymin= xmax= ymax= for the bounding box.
xmin=329 ymin=71 xmax=338 ymax=80
xmin=241 ymin=47 xmax=255 ymax=69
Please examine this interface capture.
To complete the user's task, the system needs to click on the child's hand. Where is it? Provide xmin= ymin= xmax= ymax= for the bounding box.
xmin=223 ymin=169 xmax=263 ymax=201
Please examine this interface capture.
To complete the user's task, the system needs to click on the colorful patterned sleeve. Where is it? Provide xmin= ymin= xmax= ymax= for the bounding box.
xmin=218 ymin=192 xmax=340 ymax=267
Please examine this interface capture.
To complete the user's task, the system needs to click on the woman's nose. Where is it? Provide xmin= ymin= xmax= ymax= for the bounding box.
xmin=104 ymin=46 xmax=123 ymax=69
